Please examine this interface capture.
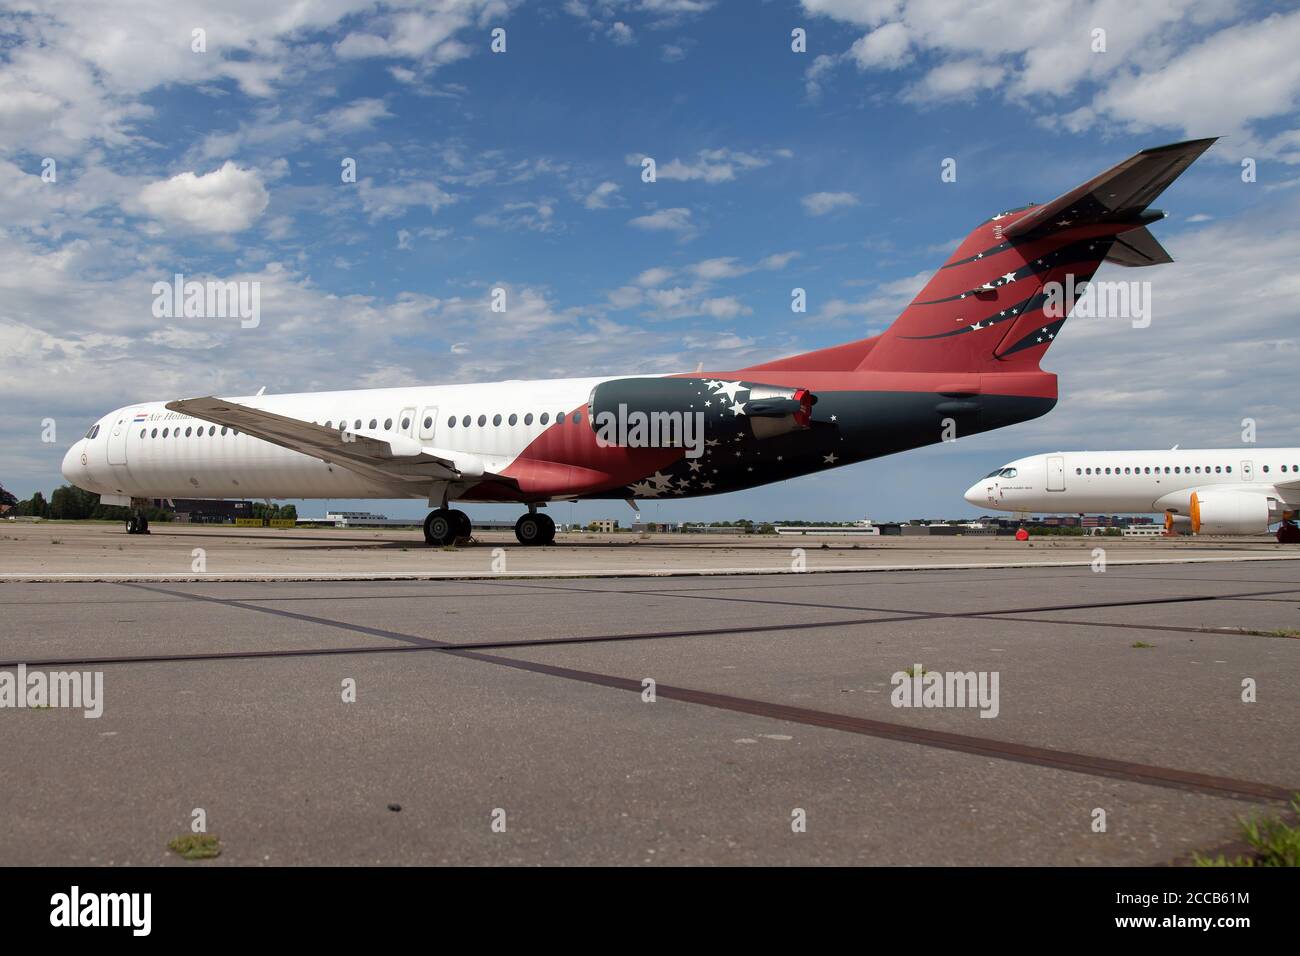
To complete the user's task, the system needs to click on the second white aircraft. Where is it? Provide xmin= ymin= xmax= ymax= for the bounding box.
xmin=965 ymin=449 xmax=1300 ymax=537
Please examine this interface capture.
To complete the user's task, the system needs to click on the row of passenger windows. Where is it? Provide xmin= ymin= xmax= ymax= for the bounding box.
xmin=1078 ymin=464 xmax=1299 ymax=476
xmin=140 ymin=425 xmax=236 ymax=439
xmin=137 ymin=410 xmax=584 ymax=440
xmin=312 ymin=411 xmax=584 ymax=431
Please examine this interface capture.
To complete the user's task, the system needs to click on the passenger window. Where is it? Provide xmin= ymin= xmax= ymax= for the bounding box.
xmin=370 ymin=419 xmax=378 ymax=430
xmin=462 ymin=415 xmax=471 ymax=427
xmin=1075 ymin=468 xmax=1081 ymax=475
xmin=401 ymin=418 xmax=410 ymax=430
xmin=151 ymin=428 xmax=158 ymax=438
xmin=221 ymin=427 xmax=228 ymax=436
xmin=324 ymin=421 xmax=332 ymax=429
xmin=540 ymin=412 xmax=550 ymax=425
xmin=477 ymin=414 xmax=486 ymax=427
xmin=1215 ymin=466 xmax=1221 ymax=473
xmin=139 ymin=429 xmax=145 ymax=438
xmin=1263 ymin=465 xmax=1270 ymax=473
xmin=162 ymin=428 xmax=169 ymax=437
xmin=525 ymin=413 xmax=533 ymax=425
xmin=448 ymin=416 xmax=457 ymax=428
xmin=573 ymin=411 xmax=583 ymax=425
xmin=492 ymin=414 xmax=502 ymax=426
xmin=385 ymin=418 xmax=393 ymax=430
xmin=508 ymin=413 xmax=518 ymax=426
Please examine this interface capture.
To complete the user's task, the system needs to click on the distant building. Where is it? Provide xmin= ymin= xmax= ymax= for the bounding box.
xmin=156 ymin=499 xmax=254 ymax=524
xmin=589 ymin=519 xmax=619 ymax=533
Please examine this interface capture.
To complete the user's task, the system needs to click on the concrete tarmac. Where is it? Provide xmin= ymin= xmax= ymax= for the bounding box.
xmin=1 ymin=528 xmax=1297 ymax=864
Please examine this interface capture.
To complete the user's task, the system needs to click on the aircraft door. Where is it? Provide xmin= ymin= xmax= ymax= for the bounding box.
xmin=1046 ymin=455 xmax=1065 ymax=492
xmin=106 ymin=409 xmax=135 ymax=465
xmin=419 ymin=406 xmax=438 ymax=442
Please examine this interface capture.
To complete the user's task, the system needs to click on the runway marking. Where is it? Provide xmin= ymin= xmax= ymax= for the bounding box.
xmin=445 ymin=649 xmax=1297 ymax=805
xmin=117 ymin=582 xmax=444 ymax=648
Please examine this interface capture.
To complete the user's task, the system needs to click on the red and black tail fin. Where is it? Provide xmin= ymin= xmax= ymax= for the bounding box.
xmin=856 ymin=137 xmax=1216 ymax=374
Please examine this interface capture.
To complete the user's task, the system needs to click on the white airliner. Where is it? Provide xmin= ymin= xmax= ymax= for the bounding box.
xmin=965 ymin=450 xmax=1300 ymax=539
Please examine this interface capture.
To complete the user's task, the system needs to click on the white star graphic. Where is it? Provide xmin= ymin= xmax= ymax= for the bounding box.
xmin=823 ymin=453 xmax=838 ymax=465
xmin=688 ymin=460 xmax=703 ymax=472
xmin=701 ymin=481 xmax=714 ymax=490
xmin=730 ymin=401 xmax=747 ymax=416
xmin=712 ymin=380 xmax=746 ymax=402
xmin=1002 ymin=272 xmax=1016 ymax=283
xmin=649 ymin=471 xmax=674 ymax=489
xmin=628 ymin=481 xmax=659 ymax=497
xmin=829 ymin=414 xmax=838 ymax=422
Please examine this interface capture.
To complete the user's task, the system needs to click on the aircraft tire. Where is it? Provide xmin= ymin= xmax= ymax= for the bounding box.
xmin=424 ymin=509 xmax=456 ymax=546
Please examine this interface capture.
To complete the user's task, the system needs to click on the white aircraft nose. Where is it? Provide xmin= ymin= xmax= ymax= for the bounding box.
xmin=61 ymin=440 xmax=83 ymax=485
xmin=963 ymin=483 xmax=983 ymax=506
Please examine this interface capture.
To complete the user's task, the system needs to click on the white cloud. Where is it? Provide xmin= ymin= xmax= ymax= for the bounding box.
xmin=609 ymin=22 xmax=635 ymax=45
xmin=629 ymin=206 xmax=695 ymax=233
xmin=801 ymin=191 xmax=859 ymax=216
xmin=635 ymin=266 xmax=675 ymax=287
xmin=358 ymin=178 xmax=458 ymax=221
xmin=849 ymin=22 xmax=911 ymax=69
xmin=584 ymin=181 xmax=621 ymax=209
xmin=630 ymin=148 xmax=781 ymax=184
xmin=801 ymin=2 xmax=1300 ymax=156
xmin=134 ymin=162 xmax=269 ymax=234
xmin=698 ymin=296 xmax=752 ymax=320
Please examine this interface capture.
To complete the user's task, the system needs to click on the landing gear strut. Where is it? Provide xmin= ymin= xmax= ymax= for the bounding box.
xmin=424 ymin=508 xmax=471 ymax=546
xmin=514 ymin=511 xmax=555 ymax=546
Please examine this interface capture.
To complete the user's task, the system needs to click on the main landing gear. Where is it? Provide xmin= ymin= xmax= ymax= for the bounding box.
xmin=423 ymin=508 xmax=471 ymax=546
xmin=421 ymin=505 xmax=555 ymax=546
xmin=514 ymin=511 xmax=555 ymax=546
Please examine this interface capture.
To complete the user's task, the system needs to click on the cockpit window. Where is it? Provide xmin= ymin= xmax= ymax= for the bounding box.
xmin=1000 ymin=467 xmax=1017 ymax=478
xmin=84 ymin=425 xmax=100 ymax=439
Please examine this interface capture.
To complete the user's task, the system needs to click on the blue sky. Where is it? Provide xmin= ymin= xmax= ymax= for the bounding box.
xmin=3 ymin=0 xmax=1300 ymax=522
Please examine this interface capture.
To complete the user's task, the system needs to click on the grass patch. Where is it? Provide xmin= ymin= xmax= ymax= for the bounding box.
xmin=167 ymin=833 xmax=221 ymax=860
xmin=1131 ymin=640 xmax=1155 ymax=649
xmin=1194 ymin=797 xmax=1300 ymax=867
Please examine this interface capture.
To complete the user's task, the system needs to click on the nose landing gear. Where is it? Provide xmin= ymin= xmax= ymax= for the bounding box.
xmin=125 ymin=500 xmax=150 ymax=535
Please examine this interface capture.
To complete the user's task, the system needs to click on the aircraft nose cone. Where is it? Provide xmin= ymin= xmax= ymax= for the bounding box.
xmin=61 ymin=440 xmax=82 ymax=484
xmin=963 ymin=483 xmax=982 ymax=506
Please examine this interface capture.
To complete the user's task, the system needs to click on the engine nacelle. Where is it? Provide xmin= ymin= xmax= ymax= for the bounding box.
xmin=1163 ymin=512 xmax=1190 ymax=533
xmin=1189 ymin=491 xmax=1271 ymax=535
xmin=587 ymin=377 xmax=817 ymax=449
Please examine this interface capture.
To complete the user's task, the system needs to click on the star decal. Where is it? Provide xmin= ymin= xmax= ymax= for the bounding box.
xmin=729 ymin=401 xmax=747 ymax=416
xmin=823 ymin=452 xmax=838 ymax=465
xmin=711 ymin=380 xmax=746 ymax=402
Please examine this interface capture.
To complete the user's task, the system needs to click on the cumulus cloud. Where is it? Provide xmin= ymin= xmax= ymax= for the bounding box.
xmin=134 ymin=162 xmax=269 ymax=234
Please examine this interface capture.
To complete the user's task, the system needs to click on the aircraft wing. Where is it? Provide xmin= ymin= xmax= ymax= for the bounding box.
xmin=1003 ymin=137 xmax=1217 ymax=240
xmin=165 ymin=396 xmax=512 ymax=488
